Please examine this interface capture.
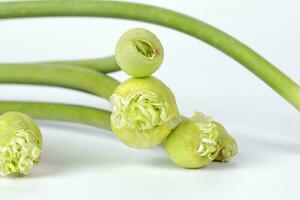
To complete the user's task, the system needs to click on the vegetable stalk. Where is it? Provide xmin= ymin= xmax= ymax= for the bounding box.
xmin=0 ymin=64 xmax=120 ymax=100
xmin=28 ymin=56 xmax=119 ymax=73
xmin=0 ymin=1 xmax=298 ymax=110
xmin=0 ymin=101 xmax=112 ymax=130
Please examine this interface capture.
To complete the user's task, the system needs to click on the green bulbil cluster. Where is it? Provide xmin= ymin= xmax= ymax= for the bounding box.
xmin=112 ymin=28 xmax=180 ymax=148
xmin=111 ymin=28 xmax=238 ymax=168
xmin=0 ymin=112 xmax=43 ymax=176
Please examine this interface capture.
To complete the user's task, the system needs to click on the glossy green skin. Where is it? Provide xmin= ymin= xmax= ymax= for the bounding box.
xmin=115 ymin=28 xmax=164 ymax=77
xmin=111 ymin=76 xmax=180 ymax=148
xmin=164 ymin=118 xmax=217 ymax=168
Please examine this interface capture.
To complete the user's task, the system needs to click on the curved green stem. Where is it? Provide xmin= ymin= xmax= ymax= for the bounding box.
xmin=0 ymin=55 xmax=119 ymax=73
xmin=0 ymin=64 xmax=120 ymax=100
xmin=0 ymin=1 xmax=299 ymax=110
xmin=1 ymin=55 xmax=119 ymax=73
xmin=37 ymin=55 xmax=120 ymax=73
xmin=0 ymin=101 xmax=112 ymax=130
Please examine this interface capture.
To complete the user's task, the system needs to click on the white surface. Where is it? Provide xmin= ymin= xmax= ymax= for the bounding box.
xmin=0 ymin=0 xmax=300 ymax=199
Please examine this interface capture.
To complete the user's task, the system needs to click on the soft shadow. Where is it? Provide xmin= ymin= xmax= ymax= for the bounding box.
xmin=144 ymin=148 xmax=239 ymax=171
xmin=143 ymin=155 xmax=179 ymax=170
xmin=238 ymin=133 xmax=300 ymax=154
xmin=26 ymin=123 xmax=172 ymax=178
xmin=25 ymin=122 xmax=300 ymax=178
xmin=1 ymin=121 xmax=118 ymax=179
xmin=232 ymin=131 xmax=300 ymax=168
xmin=23 ymin=121 xmax=131 ymax=178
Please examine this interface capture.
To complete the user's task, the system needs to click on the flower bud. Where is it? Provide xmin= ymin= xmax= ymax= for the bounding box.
xmin=164 ymin=112 xmax=238 ymax=168
xmin=164 ymin=117 xmax=220 ymax=168
xmin=0 ymin=112 xmax=43 ymax=176
xmin=110 ymin=76 xmax=180 ymax=148
xmin=115 ymin=28 xmax=164 ymax=77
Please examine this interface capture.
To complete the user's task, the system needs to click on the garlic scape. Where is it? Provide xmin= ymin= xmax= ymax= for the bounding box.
xmin=0 ymin=1 xmax=299 ymax=111
xmin=0 ymin=112 xmax=42 ymax=176
xmin=115 ymin=28 xmax=164 ymax=77
xmin=164 ymin=112 xmax=237 ymax=168
xmin=110 ymin=76 xmax=180 ymax=148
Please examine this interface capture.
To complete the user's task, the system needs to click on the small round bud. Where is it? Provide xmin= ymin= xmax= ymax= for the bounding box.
xmin=115 ymin=28 xmax=164 ymax=77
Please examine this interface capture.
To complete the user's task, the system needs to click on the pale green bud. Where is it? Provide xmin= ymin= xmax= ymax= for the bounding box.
xmin=115 ymin=28 xmax=164 ymax=77
xmin=164 ymin=112 xmax=238 ymax=168
xmin=110 ymin=76 xmax=180 ymax=148
xmin=0 ymin=112 xmax=43 ymax=176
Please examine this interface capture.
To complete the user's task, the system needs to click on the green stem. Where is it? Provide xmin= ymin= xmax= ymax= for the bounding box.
xmin=0 ymin=64 xmax=120 ymax=100
xmin=37 ymin=55 xmax=120 ymax=73
xmin=3 ymin=56 xmax=119 ymax=73
xmin=0 ymin=1 xmax=299 ymax=110
xmin=0 ymin=101 xmax=112 ymax=130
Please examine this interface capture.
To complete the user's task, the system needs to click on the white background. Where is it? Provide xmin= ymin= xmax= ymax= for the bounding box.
xmin=0 ymin=0 xmax=299 ymax=199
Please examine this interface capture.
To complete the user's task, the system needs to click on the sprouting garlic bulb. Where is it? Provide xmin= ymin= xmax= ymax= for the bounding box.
xmin=115 ymin=28 xmax=164 ymax=77
xmin=0 ymin=112 xmax=43 ymax=176
xmin=110 ymin=76 xmax=180 ymax=148
xmin=164 ymin=112 xmax=237 ymax=168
